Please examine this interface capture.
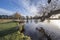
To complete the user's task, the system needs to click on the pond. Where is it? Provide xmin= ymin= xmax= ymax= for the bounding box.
xmin=23 ymin=19 xmax=60 ymax=40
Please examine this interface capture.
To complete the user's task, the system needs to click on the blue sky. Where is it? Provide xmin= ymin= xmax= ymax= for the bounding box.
xmin=0 ymin=0 xmax=48 ymax=16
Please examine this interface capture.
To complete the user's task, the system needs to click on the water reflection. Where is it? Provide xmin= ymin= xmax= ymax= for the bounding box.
xmin=23 ymin=19 xmax=60 ymax=40
xmin=25 ymin=19 xmax=41 ymax=24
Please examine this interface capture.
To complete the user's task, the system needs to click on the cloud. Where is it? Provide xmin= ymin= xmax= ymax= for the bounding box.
xmin=0 ymin=8 xmax=15 ymax=15
xmin=1 ymin=0 xmax=60 ymax=16
xmin=21 ymin=0 xmax=49 ymax=16
xmin=5 ymin=0 xmax=48 ymax=16
xmin=21 ymin=0 xmax=38 ymax=15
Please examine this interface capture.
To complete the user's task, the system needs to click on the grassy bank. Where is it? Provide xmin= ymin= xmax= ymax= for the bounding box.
xmin=0 ymin=19 xmax=13 ymax=23
xmin=0 ymin=21 xmax=31 ymax=40
xmin=0 ymin=31 xmax=31 ymax=40
xmin=0 ymin=21 xmax=18 ymax=31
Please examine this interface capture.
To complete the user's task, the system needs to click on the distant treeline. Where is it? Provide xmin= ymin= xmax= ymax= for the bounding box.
xmin=0 ymin=15 xmax=25 ymax=19
xmin=0 ymin=15 xmax=13 ymax=19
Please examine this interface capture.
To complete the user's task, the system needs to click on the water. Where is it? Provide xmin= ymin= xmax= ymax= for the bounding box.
xmin=23 ymin=19 xmax=60 ymax=40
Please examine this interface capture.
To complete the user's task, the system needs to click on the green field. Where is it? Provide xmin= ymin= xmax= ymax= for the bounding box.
xmin=0 ymin=21 xmax=31 ymax=40
xmin=0 ymin=21 xmax=18 ymax=31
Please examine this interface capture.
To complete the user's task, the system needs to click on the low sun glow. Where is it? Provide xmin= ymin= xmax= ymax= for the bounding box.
xmin=50 ymin=20 xmax=60 ymax=29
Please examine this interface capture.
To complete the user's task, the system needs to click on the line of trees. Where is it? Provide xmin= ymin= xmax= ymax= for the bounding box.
xmin=0 ymin=12 xmax=25 ymax=19
xmin=0 ymin=15 xmax=13 ymax=19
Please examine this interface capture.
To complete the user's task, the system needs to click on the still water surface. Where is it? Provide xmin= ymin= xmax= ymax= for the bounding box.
xmin=23 ymin=19 xmax=60 ymax=40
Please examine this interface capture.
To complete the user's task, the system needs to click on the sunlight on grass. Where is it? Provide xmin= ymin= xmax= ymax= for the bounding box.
xmin=0 ymin=21 xmax=18 ymax=31
xmin=0 ymin=21 xmax=31 ymax=40
xmin=0 ymin=31 xmax=31 ymax=40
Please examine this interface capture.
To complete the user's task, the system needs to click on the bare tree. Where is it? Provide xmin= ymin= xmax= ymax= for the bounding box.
xmin=39 ymin=0 xmax=60 ymax=21
xmin=13 ymin=12 xmax=21 ymax=19
xmin=48 ymin=0 xmax=51 ymax=4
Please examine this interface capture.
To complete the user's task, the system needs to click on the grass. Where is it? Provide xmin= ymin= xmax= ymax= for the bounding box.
xmin=0 ymin=21 xmax=19 ymax=37
xmin=0 ymin=19 xmax=13 ymax=23
xmin=0 ymin=21 xmax=18 ymax=31
xmin=0 ymin=31 xmax=31 ymax=40
xmin=0 ymin=21 xmax=31 ymax=40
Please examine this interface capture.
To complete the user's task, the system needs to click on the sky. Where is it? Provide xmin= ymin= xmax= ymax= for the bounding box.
xmin=0 ymin=0 xmax=60 ymax=16
xmin=0 ymin=0 xmax=48 ymax=16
